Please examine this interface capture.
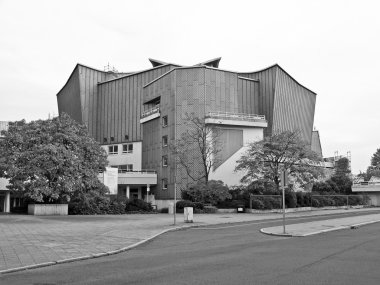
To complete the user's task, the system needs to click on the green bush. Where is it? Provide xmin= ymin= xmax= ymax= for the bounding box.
xmin=203 ymin=205 xmax=218 ymax=213
xmin=69 ymin=190 xmax=154 ymax=215
xmin=217 ymin=199 xmax=247 ymax=209
xmin=251 ymin=199 xmax=265 ymax=209
xmin=182 ymin=180 xmax=231 ymax=205
xmin=125 ymin=199 xmax=153 ymax=212
xmin=176 ymin=200 xmax=204 ymax=212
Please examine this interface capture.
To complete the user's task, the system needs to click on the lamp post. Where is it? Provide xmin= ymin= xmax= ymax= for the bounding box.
xmin=281 ymin=170 xmax=289 ymax=234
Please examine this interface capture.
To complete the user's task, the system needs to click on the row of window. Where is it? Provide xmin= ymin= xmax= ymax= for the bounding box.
xmin=111 ymin=164 xmax=133 ymax=171
xmin=162 ymin=116 xmax=168 ymax=190
xmin=108 ymin=143 xmax=133 ymax=155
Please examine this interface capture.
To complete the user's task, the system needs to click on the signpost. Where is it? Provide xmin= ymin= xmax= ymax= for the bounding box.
xmin=280 ymin=170 xmax=289 ymax=234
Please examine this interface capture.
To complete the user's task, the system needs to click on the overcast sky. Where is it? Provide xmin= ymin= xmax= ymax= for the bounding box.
xmin=0 ymin=0 xmax=379 ymax=174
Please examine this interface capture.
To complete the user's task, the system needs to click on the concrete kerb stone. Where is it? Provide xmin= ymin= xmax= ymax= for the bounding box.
xmin=0 ymin=262 xmax=57 ymax=275
xmin=260 ymin=219 xmax=380 ymax=238
xmin=259 ymin=228 xmax=293 ymax=237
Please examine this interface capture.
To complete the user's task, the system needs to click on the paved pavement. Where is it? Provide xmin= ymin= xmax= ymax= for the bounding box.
xmin=1 ymin=207 xmax=380 ymax=274
xmin=261 ymin=212 xmax=380 ymax=236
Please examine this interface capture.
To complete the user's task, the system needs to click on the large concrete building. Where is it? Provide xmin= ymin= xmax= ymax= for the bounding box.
xmin=57 ymin=58 xmax=317 ymax=206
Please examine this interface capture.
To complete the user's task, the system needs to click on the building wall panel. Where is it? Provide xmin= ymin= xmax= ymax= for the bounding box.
xmin=96 ymin=65 xmax=173 ymax=144
xmin=57 ymin=67 xmax=82 ymax=123
xmin=272 ymin=67 xmax=316 ymax=144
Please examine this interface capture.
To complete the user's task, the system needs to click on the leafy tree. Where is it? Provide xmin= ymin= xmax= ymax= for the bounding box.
xmin=171 ymin=114 xmax=222 ymax=184
xmin=181 ymin=180 xmax=231 ymax=205
xmin=235 ymin=130 xmax=323 ymax=192
xmin=0 ymin=113 xmax=108 ymax=203
xmin=335 ymin=157 xmax=351 ymax=176
xmin=371 ymin=148 xmax=380 ymax=168
xmin=365 ymin=148 xmax=380 ymax=180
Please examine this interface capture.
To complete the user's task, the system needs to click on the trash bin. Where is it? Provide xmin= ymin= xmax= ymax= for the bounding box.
xmin=236 ymin=205 xmax=245 ymax=213
xmin=184 ymin=207 xmax=193 ymax=223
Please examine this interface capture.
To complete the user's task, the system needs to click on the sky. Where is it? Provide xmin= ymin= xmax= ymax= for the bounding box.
xmin=0 ymin=0 xmax=379 ymax=174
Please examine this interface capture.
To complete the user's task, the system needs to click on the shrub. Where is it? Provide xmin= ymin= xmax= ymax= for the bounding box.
xmin=251 ymin=199 xmax=265 ymax=210
xmin=217 ymin=199 xmax=246 ymax=209
xmin=160 ymin=207 xmax=169 ymax=213
xmin=182 ymin=180 xmax=231 ymax=205
xmin=125 ymin=199 xmax=153 ymax=212
xmin=203 ymin=205 xmax=218 ymax=213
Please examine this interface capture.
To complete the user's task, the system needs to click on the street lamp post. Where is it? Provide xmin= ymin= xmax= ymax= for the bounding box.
xmin=281 ymin=170 xmax=289 ymax=234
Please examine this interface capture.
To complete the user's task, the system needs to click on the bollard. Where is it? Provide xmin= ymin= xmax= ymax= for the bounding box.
xmin=184 ymin=207 xmax=193 ymax=223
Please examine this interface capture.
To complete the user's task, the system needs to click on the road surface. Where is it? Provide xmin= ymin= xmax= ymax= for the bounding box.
xmin=2 ymin=211 xmax=380 ymax=285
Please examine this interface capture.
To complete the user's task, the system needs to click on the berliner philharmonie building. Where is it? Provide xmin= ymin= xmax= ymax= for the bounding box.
xmin=57 ymin=57 xmax=321 ymax=208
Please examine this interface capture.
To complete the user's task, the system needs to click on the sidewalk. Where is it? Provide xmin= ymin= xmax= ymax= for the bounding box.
xmin=1 ymin=207 xmax=380 ymax=274
xmin=260 ymin=212 xmax=380 ymax=237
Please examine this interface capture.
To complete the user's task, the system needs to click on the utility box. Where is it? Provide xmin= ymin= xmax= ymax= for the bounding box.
xmin=184 ymin=207 xmax=194 ymax=223
xmin=168 ymin=202 xmax=174 ymax=214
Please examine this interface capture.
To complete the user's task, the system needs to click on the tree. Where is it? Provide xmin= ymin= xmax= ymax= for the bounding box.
xmin=0 ymin=113 xmax=108 ymax=203
xmin=366 ymin=148 xmax=380 ymax=180
xmin=170 ymin=114 xmax=222 ymax=184
xmin=235 ymin=130 xmax=323 ymax=192
xmin=371 ymin=148 xmax=380 ymax=168
xmin=335 ymin=157 xmax=351 ymax=176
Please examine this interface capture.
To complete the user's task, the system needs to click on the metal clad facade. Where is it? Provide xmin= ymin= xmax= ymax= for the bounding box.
xmin=56 ymin=67 xmax=82 ymax=123
xmin=239 ymin=66 xmax=277 ymax=137
xmin=96 ymin=65 xmax=173 ymax=144
xmin=311 ymin=131 xmax=323 ymax=157
xmin=272 ymin=67 xmax=316 ymax=144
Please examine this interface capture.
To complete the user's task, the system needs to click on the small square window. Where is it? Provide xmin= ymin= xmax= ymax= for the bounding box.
xmin=103 ymin=137 xmax=108 ymax=143
xmin=125 ymin=134 xmax=129 ymax=140
xmin=122 ymin=143 xmax=133 ymax=153
xmin=108 ymin=145 xmax=118 ymax=155
xmin=162 ymin=135 xmax=168 ymax=147
xmin=162 ymin=155 xmax=168 ymax=167
xmin=110 ymin=137 xmax=115 ymax=142
xmin=162 ymin=116 xmax=168 ymax=127
xmin=162 ymin=179 xmax=168 ymax=190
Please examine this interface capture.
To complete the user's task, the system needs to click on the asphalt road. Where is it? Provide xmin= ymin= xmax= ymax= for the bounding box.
xmin=2 ymin=211 xmax=380 ymax=285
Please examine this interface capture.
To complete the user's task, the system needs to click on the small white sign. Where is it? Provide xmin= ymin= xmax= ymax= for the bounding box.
xmin=103 ymin=167 xmax=118 ymax=195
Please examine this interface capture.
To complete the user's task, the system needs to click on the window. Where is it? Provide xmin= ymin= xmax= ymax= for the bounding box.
xmin=110 ymin=137 xmax=115 ymax=142
xmin=162 ymin=135 xmax=168 ymax=147
xmin=122 ymin=143 xmax=133 ymax=153
xmin=162 ymin=179 xmax=168 ymax=190
xmin=118 ymin=164 xmax=133 ymax=172
xmin=162 ymin=155 xmax=168 ymax=167
xmin=162 ymin=116 xmax=168 ymax=127
xmin=108 ymin=145 xmax=118 ymax=155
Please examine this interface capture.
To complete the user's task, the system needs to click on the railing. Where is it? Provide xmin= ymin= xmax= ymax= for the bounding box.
xmin=353 ymin=181 xmax=380 ymax=186
xmin=99 ymin=169 xmax=157 ymax=174
xmin=205 ymin=111 xmax=266 ymax=122
xmin=118 ymin=169 xmax=157 ymax=174
xmin=141 ymin=106 xmax=160 ymax=118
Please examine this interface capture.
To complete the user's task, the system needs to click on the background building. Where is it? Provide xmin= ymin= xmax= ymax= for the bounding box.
xmin=57 ymin=58 xmax=317 ymax=206
xmin=0 ymin=121 xmax=10 ymax=213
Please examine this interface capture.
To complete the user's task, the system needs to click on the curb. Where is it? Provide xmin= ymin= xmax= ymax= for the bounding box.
xmin=260 ymin=219 xmax=380 ymax=238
